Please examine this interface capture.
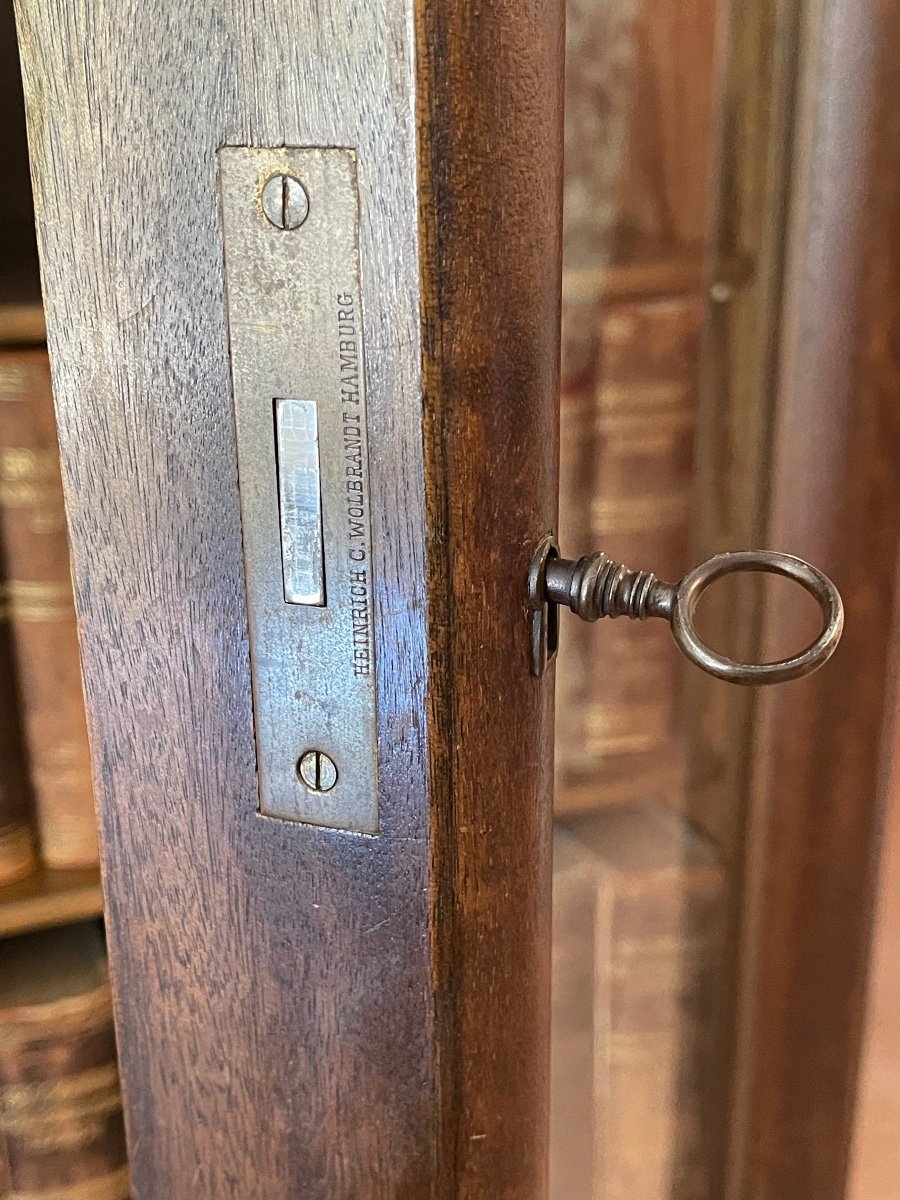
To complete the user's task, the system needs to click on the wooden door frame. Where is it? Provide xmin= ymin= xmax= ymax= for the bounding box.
xmin=14 ymin=2 xmax=564 ymax=1196
xmin=727 ymin=1 xmax=900 ymax=1196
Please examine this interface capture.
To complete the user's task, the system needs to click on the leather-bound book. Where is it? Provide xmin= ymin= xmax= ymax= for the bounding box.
xmin=556 ymin=0 xmax=721 ymax=816
xmin=550 ymin=827 xmax=602 ymax=1200
xmin=0 ymin=350 xmax=98 ymax=868
xmin=0 ymin=545 xmax=37 ymax=885
xmin=556 ymin=292 xmax=704 ymax=812
xmin=550 ymin=803 xmax=724 ymax=1200
xmin=0 ymin=922 xmax=129 ymax=1200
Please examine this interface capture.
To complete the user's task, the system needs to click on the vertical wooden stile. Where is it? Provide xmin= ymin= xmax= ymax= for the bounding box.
xmin=12 ymin=1 xmax=564 ymax=1196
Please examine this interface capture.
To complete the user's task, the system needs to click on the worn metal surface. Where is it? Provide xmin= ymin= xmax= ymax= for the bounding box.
xmin=670 ymin=551 xmax=843 ymax=684
xmin=261 ymin=174 xmax=310 ymax=231
xmin=531 ymin=543 xmax=843 ymax=684
xmin=221 ymin=147 xmax=378 ymax=832
xmin=275 ymin=398 xmax=325 ymax=606
xmin=527 ymin=534 xmax=560 ymax=677
xmin=297 ymin=749 xmax=338 ymax=793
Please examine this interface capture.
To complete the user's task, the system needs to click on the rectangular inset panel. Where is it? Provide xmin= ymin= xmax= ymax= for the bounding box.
xmin=220 ymin=147 xmax=378 ymax=833
xmin=275 ymin=398 xmax=325 ymax=606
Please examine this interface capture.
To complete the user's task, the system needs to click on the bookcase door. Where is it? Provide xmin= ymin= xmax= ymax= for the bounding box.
xmin=14 ymin=1 xmax=900 ymax=1198
xmin=13 ymin=2 xmax=563 ymax=1197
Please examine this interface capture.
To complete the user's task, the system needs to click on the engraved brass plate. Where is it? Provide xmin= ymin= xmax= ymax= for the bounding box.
xmin=220 ymin=147 xmax=378 ymax=833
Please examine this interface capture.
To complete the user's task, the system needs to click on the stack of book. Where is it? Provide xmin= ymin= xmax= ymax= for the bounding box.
xmin=0 ymin=924 xmax=129 ymax=1200
xmin=555 ymin=0 xmax=720 ymax=817
xmin=551 ymin=806 xmax=725 ymax=1200
xmin=552 ymin=0 xmax=728 ymax=1197
xmin=0 ymin=0 xmax=97 ymax=893
xmin=0 ymin=350 xmax=128 ymax=1196
xmin=0 ymin=350 xmax=99 ymax=884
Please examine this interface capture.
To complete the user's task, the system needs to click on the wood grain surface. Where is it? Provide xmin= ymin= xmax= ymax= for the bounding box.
xmin=731 ymin=1 xmax=900 ymax=1197
xmin=683 ymin=6 xmax=806 ymax=1189
xmin=416 ymin=3 xmax=563 ymax=1194
xmin=13 ymin=1 xmax=563 ymax=1197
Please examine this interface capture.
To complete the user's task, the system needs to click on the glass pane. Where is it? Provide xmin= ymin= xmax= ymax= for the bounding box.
xmin=552 ymin=1 xmax=797 ymax=1196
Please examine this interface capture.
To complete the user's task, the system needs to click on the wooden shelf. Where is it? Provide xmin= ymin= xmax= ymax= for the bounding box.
xmin=0 ymin=866 xmax=103 ymax=938
xmin=562 ymin=248 xmax=755 ymax=307
xmin=554 ymin=742 xmax=687 ymax=817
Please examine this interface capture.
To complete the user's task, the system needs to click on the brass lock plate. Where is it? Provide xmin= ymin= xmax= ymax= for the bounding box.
xmin=220 ymin=147 xmax=378 ymax=833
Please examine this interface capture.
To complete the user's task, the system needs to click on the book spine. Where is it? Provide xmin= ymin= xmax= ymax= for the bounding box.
xmin=0 ymin=977 xmax=128 ymax=1199
xmin=0 ymin=566 xmax=36 ymax=885
xmin=0 ymin=351 xmax=98 ymax=869
xmin=556 ymin=295 xmax=703 ymax=810
xmin=600 ymin=918 xmax=721 ymax=1200
xmin=549 ymin=830 xmax=603 ymax=1200
xmin=1 ymin=1128 xmax=9 ymax=1198
xmin=599 ymin=824 xmax=722 ymax=1200
xmin=556 ymin=0 xmax=721 ymax=817
xmin=551 ymin=806 xmax=724 ymax=1200
xmin=555 ymin=379 xmax=605 ymax=788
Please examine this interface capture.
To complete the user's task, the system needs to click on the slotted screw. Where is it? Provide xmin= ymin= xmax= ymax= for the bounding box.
xmin=297 ymin=750 xmax=338 ymax=793
xmin=261 ymin=174 xmax=309 ymax=230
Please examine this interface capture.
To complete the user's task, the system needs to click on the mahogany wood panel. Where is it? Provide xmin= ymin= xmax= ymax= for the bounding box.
xmin=734 ymin=2 xmax=900 ymax=1197
xmin=415 ymin=3 xmax=563 ymax=1194
xmin=690 ymin=7 xmax=804 ymax=1192
xmin=13 ymin=1 xmax=563 ymax=1197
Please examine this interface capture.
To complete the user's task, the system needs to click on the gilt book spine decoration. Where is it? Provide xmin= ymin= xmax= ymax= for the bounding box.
xmin=0 ymin=545 xmax=36 ymax=885
xmin=550 ymin=803 xmax=724 ymax=1200
xmin=0 ymin=350 xmax=98 ymax=869
xmin=0 ymin=923 xmax=129 ymax=1200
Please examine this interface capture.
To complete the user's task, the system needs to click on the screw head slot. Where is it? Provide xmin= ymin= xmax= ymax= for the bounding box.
xmin=261 ymin=174 xmax=309 ymax=230
xmin=297 ymin=750 xmax=338 ymax=793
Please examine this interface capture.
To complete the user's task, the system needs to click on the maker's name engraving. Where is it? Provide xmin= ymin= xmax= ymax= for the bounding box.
xmin=220 ymin=145 xmax=379 ymax=832
xmin=338 ymin=292 xmax=373 ymax=677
